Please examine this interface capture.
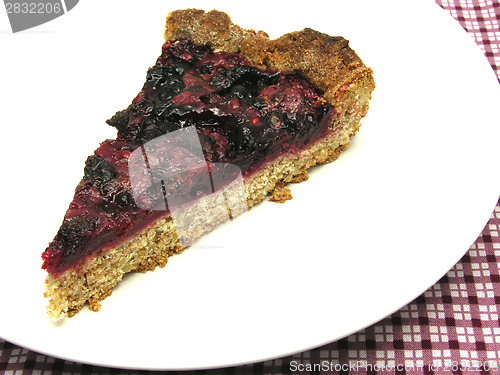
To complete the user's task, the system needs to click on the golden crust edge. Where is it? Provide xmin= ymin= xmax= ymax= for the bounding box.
xmin=163 ymin=9 xmax=375 ymax=108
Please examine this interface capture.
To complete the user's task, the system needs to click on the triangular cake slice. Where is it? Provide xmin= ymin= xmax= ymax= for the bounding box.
xmin=42 ymin=9 xmax=375 ymax=320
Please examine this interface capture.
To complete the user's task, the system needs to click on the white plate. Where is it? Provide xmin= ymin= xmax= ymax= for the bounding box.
xmin=1 ymin=0 xmax=499 ymax=370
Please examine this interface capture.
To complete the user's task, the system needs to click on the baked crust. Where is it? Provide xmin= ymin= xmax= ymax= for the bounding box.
xmin=164 ymin=9 xmax=375 ymax=107
xmin=44 ymin=9 xmax=375 ymax=320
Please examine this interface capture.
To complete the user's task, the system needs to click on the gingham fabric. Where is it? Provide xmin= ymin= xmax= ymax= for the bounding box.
xmin=1 ymin=1 xmax=500 ymax=374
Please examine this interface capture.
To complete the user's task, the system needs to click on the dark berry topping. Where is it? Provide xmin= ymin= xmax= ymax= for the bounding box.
xmin=43 ymin=40 xmax=335 ymax=276
xmin=57 ymin=216 xmax=96 ymax=253
xmin=113 ymin=191 xmax=132 ymax=207
xmin=199 ymin=63 xmax=213 ymax=74
xmin=226 ymin=65 xmax=280 ymax=96
xmin=145 ymin=65 xmax=186 ymax=101
xmin=106 ymin=109 xmax=129 ymax=131
xmin=84 ymin=156 xmax=116 ymax=184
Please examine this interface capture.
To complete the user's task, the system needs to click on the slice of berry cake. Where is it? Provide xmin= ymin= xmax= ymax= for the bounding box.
xmin=42 ymin=9 xmax=375 ymax=320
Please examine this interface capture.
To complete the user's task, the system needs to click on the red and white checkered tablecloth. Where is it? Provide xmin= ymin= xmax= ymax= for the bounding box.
xmin=1 ymin=1 xmax=499 ymax=374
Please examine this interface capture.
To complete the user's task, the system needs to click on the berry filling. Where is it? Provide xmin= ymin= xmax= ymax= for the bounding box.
xmin=42 ymin=40 xmax=336 ymax=276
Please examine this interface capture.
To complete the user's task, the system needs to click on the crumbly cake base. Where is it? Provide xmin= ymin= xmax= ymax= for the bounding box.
xmin=44 ymin=108 xmax=362 ymax=320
